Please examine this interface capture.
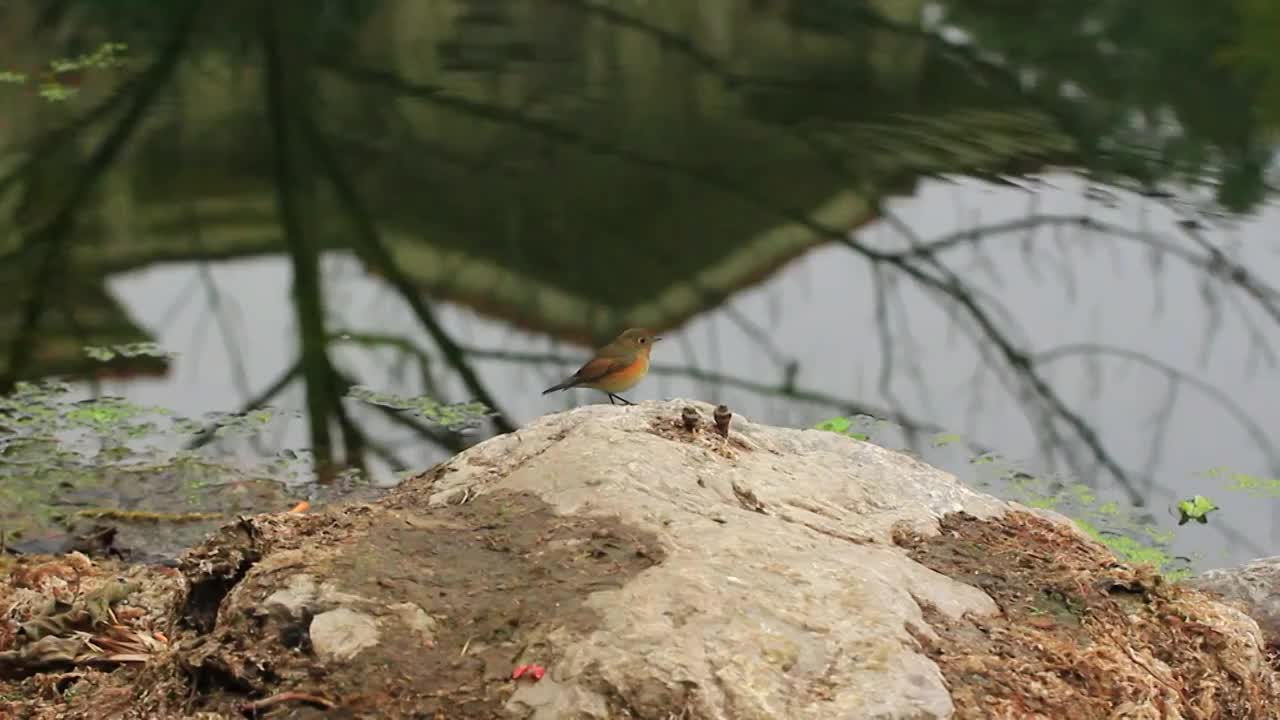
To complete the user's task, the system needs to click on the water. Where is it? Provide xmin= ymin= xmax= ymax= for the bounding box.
xmin=2 ymin=0 xmax=1278 ymax=571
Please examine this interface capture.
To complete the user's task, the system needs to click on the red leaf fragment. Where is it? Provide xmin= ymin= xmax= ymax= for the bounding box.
xmin=511 ymin=664 xmax=545 ymax=681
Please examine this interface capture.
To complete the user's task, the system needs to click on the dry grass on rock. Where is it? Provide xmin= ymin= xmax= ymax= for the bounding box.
xmin=895 ymin=510 xmax=1280 ymax=720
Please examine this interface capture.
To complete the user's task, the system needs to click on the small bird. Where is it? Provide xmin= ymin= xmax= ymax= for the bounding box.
xmin=541 ymin=328 xmax=662 ymax=405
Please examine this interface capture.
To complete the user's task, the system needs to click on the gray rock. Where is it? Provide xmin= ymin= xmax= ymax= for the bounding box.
xmin=310 ymin=608 xmax=380 ymax=662
xmin=260 ymin=568 xmax=374 ymax=620
xmin=386 ymin=602 xmax=439 ymax=645
xmin=261 ymin=571 xmax=319 ymax=619
xmin=1188 ymin=556 xmax=1280 ymax=644
xmin=428 ymin=400 xmax=1007 ymax=719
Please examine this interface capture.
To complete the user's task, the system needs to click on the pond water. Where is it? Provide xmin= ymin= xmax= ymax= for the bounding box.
xmin=2 ymin=0 xmax=1279 ymax=572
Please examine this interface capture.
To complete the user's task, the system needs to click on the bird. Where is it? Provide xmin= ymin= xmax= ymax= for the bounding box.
xmin=541 ymin=328 xmax=662 ymax=406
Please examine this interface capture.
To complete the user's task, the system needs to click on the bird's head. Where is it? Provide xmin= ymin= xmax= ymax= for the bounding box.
xmin=614 ymin=327 xmax=662 ymax=355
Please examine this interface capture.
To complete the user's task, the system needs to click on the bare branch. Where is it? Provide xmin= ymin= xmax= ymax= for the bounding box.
xmin=862 ymin=209 xmax=1144 ymax=504
xmin=300 ymin=121 xmax=518 ymax=435
xmin=1034 ymin=342 xmax=1280 ymax=472
xmin=187 ymin=359 xmax=301 ymax=451
xmin=261 ymin=3 xmax=338 ymax=470
xmin=0 ymin=4 xmax=201 ymax=392
xmin=885 ymin=212 xmax=1280 ymax=326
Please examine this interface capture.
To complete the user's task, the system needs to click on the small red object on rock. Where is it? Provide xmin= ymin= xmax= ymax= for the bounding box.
xmin=511 ymin=664 xmax=545 ymax=682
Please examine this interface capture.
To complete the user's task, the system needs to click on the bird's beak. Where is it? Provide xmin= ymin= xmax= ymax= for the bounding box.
xmin=653 ymin=336 xmax=663 ymax=342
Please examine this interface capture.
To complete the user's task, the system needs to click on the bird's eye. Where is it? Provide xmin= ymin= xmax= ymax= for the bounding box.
xmin=640 ymin=337 xmax=647 ymax=344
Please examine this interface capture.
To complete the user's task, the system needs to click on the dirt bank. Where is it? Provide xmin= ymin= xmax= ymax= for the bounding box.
xmin=2 ymin=489 xmax=662 ymax=719
xmin=895 ymin=510 xmax=1280 ymax=719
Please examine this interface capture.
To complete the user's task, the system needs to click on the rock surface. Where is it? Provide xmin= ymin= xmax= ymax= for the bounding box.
xmin=2 ymin=399 xmax=1278 ymax=719
xmin=431 ymin=401 xmax=1008 ymax=719
xmin=1189 ymin=556 xmax=1280 ymax=649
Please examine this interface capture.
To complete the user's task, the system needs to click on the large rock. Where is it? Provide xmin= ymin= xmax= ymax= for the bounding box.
xmin=4 ymin=400 xmax=1277 ymax=719
xmin=429 ymin=401 xmax=1008 ymax=719
xmin=1189 ymin=557 xmax=1280 ymax=649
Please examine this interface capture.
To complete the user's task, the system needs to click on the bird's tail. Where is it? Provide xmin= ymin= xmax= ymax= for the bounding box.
xmin=541 ymin=380 xmax=574 ymax=395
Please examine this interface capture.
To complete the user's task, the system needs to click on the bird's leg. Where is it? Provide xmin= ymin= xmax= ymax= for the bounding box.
xmin=607 ymin=394 xmax=617 ymax=406
xmin=609 ymin=393 xmax=634 ymax=406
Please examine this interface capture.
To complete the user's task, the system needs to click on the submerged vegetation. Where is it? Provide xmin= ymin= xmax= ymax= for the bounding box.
xmin=0 ymin=40 xmax=128 ymax=102
xmin=0 ymin=348 xmax=491 ymax=559
xmin=812 ymin=414 xmax=1280 ymax=580
xmin=815 ymin=415 xmax=1206 ymax=580
xmin=347 ymin=385 xmax=491 ymax=432
xmin=0 ymin=378 xmax=301 ymax=553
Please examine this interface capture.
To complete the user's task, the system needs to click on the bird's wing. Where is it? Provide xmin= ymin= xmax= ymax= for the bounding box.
xmin=569 ymin=356 xmax=631 ymax=385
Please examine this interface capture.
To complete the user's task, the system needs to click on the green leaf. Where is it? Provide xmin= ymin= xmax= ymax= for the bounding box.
xmin=84 ymin=342 xmax=174 ymax=361
xmin=1176 ymin=495 xmax=1218 ymax=525
xmin=85 ymin=346 xmax=115 ymax=361
xmin=346 ymin=385 xmax=490 ymax=430
xmin=813 ymin=416 xmax=868 ymax=441
xmin=38 ymin=82 xmax=77 ymax=102
xmin=814 ymin=416 xmax=851 ymax=433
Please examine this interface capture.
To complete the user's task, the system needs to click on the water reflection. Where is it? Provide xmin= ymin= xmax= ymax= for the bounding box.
xmin=1 ymin=0 xmax=1278 ymax=569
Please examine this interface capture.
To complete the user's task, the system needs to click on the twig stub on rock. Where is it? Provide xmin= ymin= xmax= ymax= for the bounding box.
xmin=680 ymin=406 xmax=700 ymax=431
xmin=713 ymin=405 xmax=732 ymax=438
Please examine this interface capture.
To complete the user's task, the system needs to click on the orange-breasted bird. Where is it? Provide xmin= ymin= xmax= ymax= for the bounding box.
xmin=541 ymin=328 xmax=662 ymax=405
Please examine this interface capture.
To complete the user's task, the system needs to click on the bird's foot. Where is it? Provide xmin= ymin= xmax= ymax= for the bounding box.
xmin=609 ymin=393 xmax=635 ymax=406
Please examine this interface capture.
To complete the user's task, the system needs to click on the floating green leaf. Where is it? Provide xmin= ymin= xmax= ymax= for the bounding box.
xmin=1203 ymin=467 xmax=1280 ymax=498
xmin=1176 ymin=495 xmax=1218 ymax=525
xmin=48 ymin=42 xmax=128 ymax=74
xmin=347 ymin=386 xmax=491 ymax=430
xmin=813 ymin=416 xmax=869 ymax=441
xmin=0 ymin=376 xmax=318 ymax=551
xmin=205 ymin=408 xmax=293 ymax=438
xmin=1074 ymin=519 xmax=1188 ymax=580
xmin=84 ymin=342 xmax=174 ymax=361
xmin=38 ymin=83 xmax=77 ymax=102
xmin=2 ymin=42 xmax=129 ymax=103
xmin=815 ymin=416 xmax=850 ymax=433
xmin=807 ymin=416 xmax=1204 ymax=578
